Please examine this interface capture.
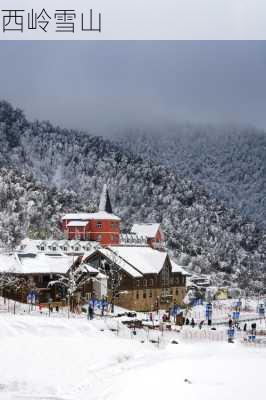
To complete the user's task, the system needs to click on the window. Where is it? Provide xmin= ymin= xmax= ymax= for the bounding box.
xmin=75 ymin=247 xmax=79 ymax=251
xmin=136 ymin=291 xmax=139 ymax=300
xmin=149 ymin=290 xmax=153 ymax=298
xmin=111 ymin=221 xmax=118 ymax=228
xmin=170 ymin=277 xmax=174 ymax=285
xmin=96 ymin=221 xmax=102 ymax=228
xmin=149 ymin=279 xmax=154 ymax=287
xmin=175 ymin=277 xmax=180 ymax=285
xmin=97 ymin=234 xmax=102 ymax=242
xmin=143 ymin=291 xmax=147 ymax=299
xmin=63 ymin=247 xmax=67 ymax=251
xmin=52 ymin=246 xmax=56 ymax=251
xmin=176 ymin=289 xmax=179 ymax=295
xmin=143 ymin=279 xmax=148 ymax=288
xmin=40 ymin=246 xmax=45 ymax=251
xmin=136 ymin=280 xmax=140 ymax=288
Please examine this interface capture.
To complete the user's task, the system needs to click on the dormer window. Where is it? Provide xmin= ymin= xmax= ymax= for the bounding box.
xmin=40 ymin=246 xmax=45 ymax=251
xmin=52 ymin=246 xmax=57 ymax=251
xmin=96 ymin=221 xmax=102 ymax=228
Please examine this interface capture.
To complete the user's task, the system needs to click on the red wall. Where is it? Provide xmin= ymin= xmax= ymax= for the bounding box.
xmin=63 ymin=219 xmax=120 ymax=246
xmin=147 ymin=229 xmax=164 ymax=248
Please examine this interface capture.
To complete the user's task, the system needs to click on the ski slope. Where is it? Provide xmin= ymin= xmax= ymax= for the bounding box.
xmin=0 ymin=311 xmax=265 ymax=400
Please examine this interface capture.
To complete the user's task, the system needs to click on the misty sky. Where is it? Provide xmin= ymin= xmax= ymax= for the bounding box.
xmin=0 ymin=41 xmax=266 ymax=135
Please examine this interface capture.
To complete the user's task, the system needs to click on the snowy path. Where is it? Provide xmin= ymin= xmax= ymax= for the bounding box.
xmin=1 ymin=312 xmax=266 ymax=400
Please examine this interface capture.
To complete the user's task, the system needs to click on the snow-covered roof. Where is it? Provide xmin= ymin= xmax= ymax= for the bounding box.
xmin=17 ymin=238 xmax=95 ymax=255
xmin=84 ymin=245 xmax=188 ymax=278
xmin=0 ymin=254 xmax=18 ymax=273
xmin=0 ymin=253 xmax=75 ymax=275
xmin=131 ymin=223 xmax=160 ymax=238
xmin=110 ymin=246 xmax=167 ymax=275
xmin=18 ymin=254 xmax=75 ymax=274
xmin=67 ymin=221 xmax=88 ymax=227
xmin=62 ymin=211 xmax=121 ymax=221
xmin=80 ymin=263 xmax=100 ymax=275
xmin=96 ymin=247 xmax=142 ymax=278
xmin=170 ymin=260 xmax=190 ymax=276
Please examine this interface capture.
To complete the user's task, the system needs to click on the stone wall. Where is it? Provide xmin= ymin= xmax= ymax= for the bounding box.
xmin=113 ymin=286 xmax=186 ymax=311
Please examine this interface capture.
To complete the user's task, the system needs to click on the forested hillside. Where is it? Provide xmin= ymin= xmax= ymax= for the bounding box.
xmin=0 ymin=168 xmax=91 ymax=249
xmin=116 ymin=125 xmax=266 ymax=228
xmin=0 ymin=101 xmax=265 ymax=292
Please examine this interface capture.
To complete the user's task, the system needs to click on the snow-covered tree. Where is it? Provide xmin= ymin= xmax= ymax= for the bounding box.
xmin=48 ymin=264 xmax=94 ymax=317
xmin=99 ymin=252 xmax=122 ymax=313
xmin=0 ymin=271 xmax=26 ymax=292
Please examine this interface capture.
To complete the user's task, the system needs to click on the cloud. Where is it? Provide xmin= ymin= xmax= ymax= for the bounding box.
xmin=0 ymin=41 xmax=266 ymax=135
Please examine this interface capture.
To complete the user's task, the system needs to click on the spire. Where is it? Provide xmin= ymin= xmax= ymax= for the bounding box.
xmin=99 ymin=184 xmax=113 ymax=214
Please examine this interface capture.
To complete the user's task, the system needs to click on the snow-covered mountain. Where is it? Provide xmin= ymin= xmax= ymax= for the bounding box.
xmin=116 ymin=124 xmax=266 ymax=228
xmin=0 ymin=101 xmax=265 ymax=292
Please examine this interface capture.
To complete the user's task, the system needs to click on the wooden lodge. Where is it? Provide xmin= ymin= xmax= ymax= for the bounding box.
xmin=82 ymin=245 xmax=188 ymax=312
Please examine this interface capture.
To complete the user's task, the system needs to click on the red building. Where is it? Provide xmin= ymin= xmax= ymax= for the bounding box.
xmin=62 ymin=185 xmax=121 ymax=246
xmin=131 ymin=223 xmax=165 ymax=249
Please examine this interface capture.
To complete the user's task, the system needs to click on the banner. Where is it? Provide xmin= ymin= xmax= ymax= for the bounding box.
xmin=1 ymin=0 xmax=266 ymax=40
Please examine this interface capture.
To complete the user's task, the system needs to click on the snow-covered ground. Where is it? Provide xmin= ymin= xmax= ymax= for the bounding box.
xmin=1 ymin=297 xmax=266 ymax=400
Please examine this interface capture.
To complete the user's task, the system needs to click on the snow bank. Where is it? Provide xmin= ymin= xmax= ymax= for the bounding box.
xmin=0 ymin=310 xmax=266 ymax=400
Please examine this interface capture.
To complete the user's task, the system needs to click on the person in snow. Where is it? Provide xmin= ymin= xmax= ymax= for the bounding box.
xmin=199 ymin=320 xmax=204 ymax=329
xmin=88 ymin=304 xmax=94 ymax=320
xmin=191 ymin=318 xmax=195 ymax=328
xmin=101 ymin=301 xmax=105 ymax=317
xmin=251 ymin=322 xmax=256 ymax=335
xmin=243 ymin=323 xmax=247 ymax=332
xmin=185 ymin=318 xmax=190 ymax=325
